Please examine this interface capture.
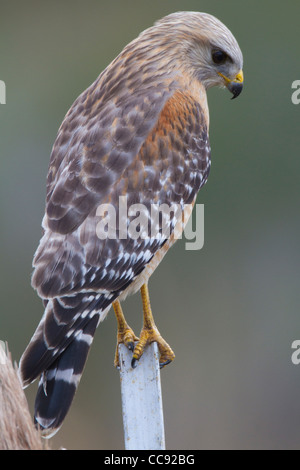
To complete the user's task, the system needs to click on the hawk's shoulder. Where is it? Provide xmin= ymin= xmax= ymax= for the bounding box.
xmin=44 ymin=66 xmax=179 ymax=236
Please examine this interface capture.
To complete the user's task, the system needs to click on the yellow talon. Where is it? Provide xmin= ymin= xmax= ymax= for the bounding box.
xmin=113 ymin=299 xmax=139 ymax=369
xmin=113 ymin=285 xmax=175 ymax=369
xmin=131 ymin=283 xmax=175 ymax=369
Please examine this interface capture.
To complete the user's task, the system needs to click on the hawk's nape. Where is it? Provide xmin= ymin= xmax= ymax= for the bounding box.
xmin=19 ymin=11 xmax=243 ymax=437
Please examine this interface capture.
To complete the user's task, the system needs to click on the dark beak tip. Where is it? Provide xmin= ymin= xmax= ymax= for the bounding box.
xmin=230 ymin=82 xmax=243 ymax=100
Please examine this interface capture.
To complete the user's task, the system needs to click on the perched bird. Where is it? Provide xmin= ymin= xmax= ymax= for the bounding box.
xmin=19 ymin=11 xmax=243 ymax=437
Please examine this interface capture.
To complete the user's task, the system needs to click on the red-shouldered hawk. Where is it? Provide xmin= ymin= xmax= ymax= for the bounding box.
xmin=19 ymin=11 xmax=243 ymax=437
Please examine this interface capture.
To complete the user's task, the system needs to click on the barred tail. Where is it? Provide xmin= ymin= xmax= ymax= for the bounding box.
xmin=34 ymin=315 xmax=99 ymax=437
xmin=19 ymin=292 xmax=113 ymax=437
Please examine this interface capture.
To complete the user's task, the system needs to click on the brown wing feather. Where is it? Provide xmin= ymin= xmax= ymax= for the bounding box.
xmin=45 ymin=57 xmax=178 ymax=236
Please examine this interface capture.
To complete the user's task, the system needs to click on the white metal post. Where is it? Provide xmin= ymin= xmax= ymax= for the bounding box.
xmin=119 ymin=342 xmax=166 ymax=450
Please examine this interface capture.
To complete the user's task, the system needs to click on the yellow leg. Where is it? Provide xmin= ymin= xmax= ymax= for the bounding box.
xmin=113 ymin=299 xmax=139 ymax=369
xmin=132 ymin=283 xmax=175 ymax=369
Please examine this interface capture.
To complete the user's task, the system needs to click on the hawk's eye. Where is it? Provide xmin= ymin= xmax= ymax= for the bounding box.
xmin=212 ymin=49 xmax=227 ymax=65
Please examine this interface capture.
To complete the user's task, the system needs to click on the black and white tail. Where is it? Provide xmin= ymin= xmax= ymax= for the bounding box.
xmin=19 ymin=292 xmax=114 ymax=437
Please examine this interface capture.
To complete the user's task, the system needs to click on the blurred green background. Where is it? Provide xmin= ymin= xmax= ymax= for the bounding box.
xmin=1 ymin=0 xmax=299 ymax=450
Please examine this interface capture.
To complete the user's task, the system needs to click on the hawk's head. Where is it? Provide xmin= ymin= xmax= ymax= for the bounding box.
xmin=153 ymin=11 xmax=244 ymax=99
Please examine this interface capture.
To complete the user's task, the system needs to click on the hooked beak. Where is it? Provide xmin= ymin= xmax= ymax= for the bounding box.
xmin=218 ymin=70 xmax=244 ymax=99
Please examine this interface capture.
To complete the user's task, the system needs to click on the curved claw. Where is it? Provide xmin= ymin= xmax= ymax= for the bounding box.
xmin=159 ymin=359 xmax=172 ymax=369
xmin=131 ymin=357 xmax=139 ymax=369
xmin=127 ymin=341 xmax=135 ymax=352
